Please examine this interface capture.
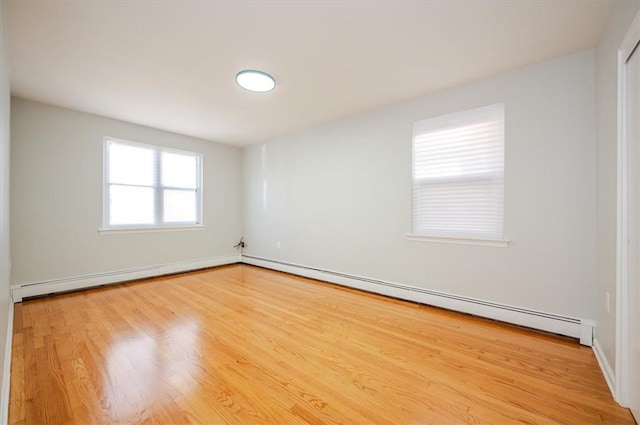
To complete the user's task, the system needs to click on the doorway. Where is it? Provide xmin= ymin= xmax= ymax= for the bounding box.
xmin=618 ymin=11 xmax=640 ymax=421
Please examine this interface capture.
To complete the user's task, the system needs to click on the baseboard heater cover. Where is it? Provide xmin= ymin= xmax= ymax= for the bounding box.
xmin=241 ymin=255 xmax=594 ymax=346
xmin=11 ymin=255 xmax=241 ymax=302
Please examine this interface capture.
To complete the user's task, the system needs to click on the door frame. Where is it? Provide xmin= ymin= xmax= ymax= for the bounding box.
xmin=616 ymin=9 xmax=640 ymax=408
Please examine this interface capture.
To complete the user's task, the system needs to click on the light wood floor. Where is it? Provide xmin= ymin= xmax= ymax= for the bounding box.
xmin=8 ymin=264 xmax=634 ymax=424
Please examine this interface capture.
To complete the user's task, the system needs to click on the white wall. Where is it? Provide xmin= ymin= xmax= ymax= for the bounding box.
xmin=594 ymin=0 xmax=640 ymax=374
xmin=10 ymin=98 xmax=243 ymax=285
xmin=0 ymin=0 xmax=11 ymax=417
xmin=244 ymin=50 xmax=596 ymax=320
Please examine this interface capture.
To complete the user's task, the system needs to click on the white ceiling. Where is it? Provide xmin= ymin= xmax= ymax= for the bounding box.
xmin=5 ymin=0 xmax=614 ymax=146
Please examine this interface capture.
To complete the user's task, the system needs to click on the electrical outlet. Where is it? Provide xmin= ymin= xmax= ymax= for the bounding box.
xmin=276 ymin=241 xmax=281 ymax=249
xmin=605 ymin=291 xmax=610 ymax=314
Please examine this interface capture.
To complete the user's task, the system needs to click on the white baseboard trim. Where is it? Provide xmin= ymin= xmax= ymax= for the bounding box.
xmin=11 ymin=255 xmax=241 ymax=302
xmin=242 ymin=255 xmax=594 ymax=346
xmin=593 ymin=338 xmax=616 ymax=399
xmin=1 ymin=301 xmax=14 ymax=425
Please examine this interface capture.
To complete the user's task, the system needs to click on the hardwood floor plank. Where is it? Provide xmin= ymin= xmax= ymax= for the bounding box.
xmin=8 ymin=330 xmax=24 ymax=424
xmin=8 ymin=264 xmax=635 ymax=424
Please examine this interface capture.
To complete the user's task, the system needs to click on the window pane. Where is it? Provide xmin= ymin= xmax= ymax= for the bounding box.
xmin=161 ymin=152 xmax=197 ymax=189
xmin=413 ymin=178 xmax=503 ymax=238
xmin=413 ymin=120 xmax=504 ymax=180
xmin=108 ymin=142 xmax=155 ymax=186
xmin=163 ymin=189 xmax=197 ymax=223
xmin=109 ymin=185 xmax=155 ymax=225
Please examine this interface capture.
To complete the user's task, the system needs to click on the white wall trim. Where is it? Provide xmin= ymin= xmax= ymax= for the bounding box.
xmin=1 ymin=301 xmax=14 ymax=425
xmin=593 ymin=337 xmax=616 ymax=399
xmin=615 ymin=8 xmax=640 ymax=407
xmin=98 ymin=225 xmax=206 ymax=235
xmin=11 ymin=255 xmax=240 ymax=302
xmin=242 ymin=255 xmax=594 ymax=345
xmin=406 ymin=234 xmax=510 ymax=247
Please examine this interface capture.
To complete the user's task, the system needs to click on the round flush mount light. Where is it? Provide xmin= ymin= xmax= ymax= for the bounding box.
xmin=235 ymin=69 xmax=276 ymax=93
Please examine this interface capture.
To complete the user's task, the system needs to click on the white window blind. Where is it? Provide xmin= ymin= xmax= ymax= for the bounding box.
xmin=412 ymin=104 xmax=505 ymax=240
xmin=103 ymin=138 xmax=202 ymax=229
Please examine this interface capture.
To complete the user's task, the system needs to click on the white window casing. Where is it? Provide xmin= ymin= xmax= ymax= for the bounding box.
xmin=102 ymin=137 xmax=203 ymax=232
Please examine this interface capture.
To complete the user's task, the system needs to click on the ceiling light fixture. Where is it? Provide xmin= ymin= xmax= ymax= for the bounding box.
xmin=235 ymin=70 xmax=276 ymax=93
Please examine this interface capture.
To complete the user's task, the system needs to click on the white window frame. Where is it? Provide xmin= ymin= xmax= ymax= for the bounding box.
xmin=407 ymin=104 xmax=509 ymax=247
xmin=101 ymin=137 xmax=204 ymax=233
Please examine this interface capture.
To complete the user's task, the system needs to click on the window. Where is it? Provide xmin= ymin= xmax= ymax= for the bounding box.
xmin=411 ymin=104 xmax=505 ymax=243
xmin=103 ymin=137 xmax=202 ymax=230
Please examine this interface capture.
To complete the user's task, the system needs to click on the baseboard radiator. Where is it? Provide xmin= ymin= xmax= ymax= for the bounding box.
xmin=11 ymin=255 xmax=241 ymax=302
xmin=241 ymin=255 xmax=594 ymax=346
xmin=10 ymin=253 xmax=594 ymax=346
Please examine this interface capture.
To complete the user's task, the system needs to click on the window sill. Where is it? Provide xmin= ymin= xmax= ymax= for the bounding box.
xmin=99 ymin=225 xmax=206 ymax=235
xmin=406 ymin=234 xmax=510 ymax=247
